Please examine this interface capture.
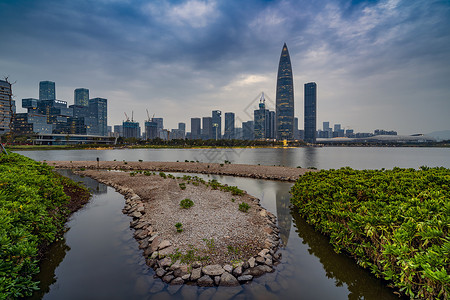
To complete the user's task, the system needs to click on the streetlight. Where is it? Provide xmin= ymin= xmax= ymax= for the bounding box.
xmin=213 ymin=123 xmax=218 ymax=140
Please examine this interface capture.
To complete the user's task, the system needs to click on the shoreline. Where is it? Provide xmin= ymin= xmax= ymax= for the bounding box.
xmin=47 ymin=160 xmax=317 ymax=182
xmin=76 ymin=169 xmax=282 ymax=287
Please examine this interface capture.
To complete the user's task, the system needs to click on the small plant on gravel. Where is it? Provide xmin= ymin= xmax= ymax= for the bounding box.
xmin=114 ymin=159 xmax=117 ymax=161
xmin=159 ymin=172 xmax=167 ymax=178
xmin=130 ymin=172 xmax=136 ymax=177
xmin=185 ymin=160 xmax=189 ymax=162
xmin=167 ymin=174 xmax=175 ymax=179
xmin=202 ymin=238 xmax=216 ymax=253
xmin=138 ymin=159 xmax=143 ymax=162
xmin=239 ymin=202 xmax=250 ymax=213
xmin=79 ymin=167 xmax=85 ymax=171
xmin=179 ymin=183 xmax=186 ymax=190
xmin=227 ymin=245 xmax=241 ymax=255
xmin=175 ymin=222 xmax=183 ymax=233
xmin=124 ymin=161 xmax=128 ymax=165
xmin=143 ymin=171 xmax=151 ymax=176
xmin=220 ymin=163 xmax=224 ymax=167
xmin=231 ymin=198 xmax=235 ymax=202
xmin=308 ymin=166 xmax=317 ymax=169
xmin=297 ymin=166 xmax=302 ymax=168
xmin=180 ymin=198 xmax=194 ymax=209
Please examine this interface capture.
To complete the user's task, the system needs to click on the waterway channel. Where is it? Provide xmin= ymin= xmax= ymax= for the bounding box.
xmin=28 ymin=170 xmax=401 ymax=300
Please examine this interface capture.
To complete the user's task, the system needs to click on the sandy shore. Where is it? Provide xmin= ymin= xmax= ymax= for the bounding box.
xmin=48 ymin=161 xmax=317 ymax=181
xmin=76 ymin=169 xmax=282 ymax=286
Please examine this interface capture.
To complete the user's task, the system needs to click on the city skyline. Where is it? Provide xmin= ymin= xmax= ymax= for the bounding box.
xmin=1 ymin=0 xmax=449 ymax=135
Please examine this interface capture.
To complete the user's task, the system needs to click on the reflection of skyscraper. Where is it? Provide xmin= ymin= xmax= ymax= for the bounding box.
xmin=275 ymin=184 xmax=292 ymax=247
xmin=304 ymin=82 xmax=317 ymax=143
xmin=276 ymin=43 xmax=294 ymax=141
xmin=39 ymin=81 xmax=56 ymax=100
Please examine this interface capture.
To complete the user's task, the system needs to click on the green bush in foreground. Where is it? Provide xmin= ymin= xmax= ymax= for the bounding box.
xmin=290 ymin=167 xmax=450 ymax=299
xmin=0 ymin=153 xmax=85 ymax=299
xmin=179 ymin=198 xmax=194 ymax=209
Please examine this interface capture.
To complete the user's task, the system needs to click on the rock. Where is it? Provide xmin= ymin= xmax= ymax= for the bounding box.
xmin=158 ymin=257 xmax=172 ymax=268
xmin=144 ymin=247 xmax=153 ymax=257
xmin=259 ymin=209 xmax=267 ymax=217
xmin=242 ymin=261 xmax=249 ymax=269
xmin=223 ymin=264 xmax=233 ymax=273
xmin=134 ymin=221 xmax=148 ymax=229
xmin=136 ymin=206 xmax=145 ymax=213
xmin=255 ymin=256 xmax=265 ymax=264
xmin=232 ymin=266 xmax=242 ymax=277
xmin=242 ymin=265 xmax=273 ymax=277
xmin=130 ymin=194 xmax=140 ymax=201
xmin=135 ymin=229 xmax=149 ymax=240
xmin=237 ymin=275 xmax=253 ymax=282
xmin=191 ymin=268 xmax=202 ymax=281
xmin=170 ymin=277 xmax=184 ymax=285
xmin=214 ymin=276 xmax=221 ymax=286
xmin=162 ymin=274 xmax=174 ymax=283
xmin=139 ymin=239 xmax=149 ymax=249
xmin=169 ymin=260 xmax=181 ymax=271
xmin=197 ymin=275 xmax=214 ymax=287
xmin=173 ymin=265 xmax=189 ymax=278
xmin=158 ymin=240 xmax=172 ymax=250
xmin=219 ymin=272 xmax=239 ymax=286
xmin=131 ymin=211 xmax=142 ymax=219
xmin=155 ymin=268 xmax=166 ymax=277
xmin=181 ymin=273 xmax=190 ymax=281
xmin=148 ymin=233 xmax=159 ymax=242
xmin=258 ymin=249 xmax=270 ymax=257
xmin=151 ymin=236 xmax=162 ymax=252
xmin=192 ymin=261 xmax=202 ymax=268
xmin=248 ymin=257 xmax=256 ymax=268
xmin=150 ymin=251 xmax=159 ymax=259
xmin=158 ymin=246 xmax=174 ymax=257
xmin=202 ymin=264 xmax=225 ymax=276
xmin=146 ymin=258 xmax=157 ymax=268
xmin=265 ymin=258 xmax=273 ymax=266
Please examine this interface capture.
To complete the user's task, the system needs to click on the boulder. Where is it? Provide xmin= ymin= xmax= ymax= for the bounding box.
xmin=197 ymin=275 xmax=214 ymax=287
xmin=158 ymin=240 xmax=172 ymax=250
xmin=191 ymin=268 xmax=202 ymax=281
xmin=202 ymin=264 xmax=225 ymax=276
xmin=219 ymin=272 xmax=239 ymax=286
xmin=232 ymin=266 xmax=242 ymax=277
xmin=248 ymin=257 xmax=256 ymax=268
xmin=223 ymin=264 xmax=233 ymax=273
xmin=237 ymin=275 xmax=253 ymax=282
xmin=150 ymin=236 xmax=162 ymax=252
xmin=162 ymin=274 xmax=174 ymax=283
xmin=170 ymin=277 xmax=184 ymax=285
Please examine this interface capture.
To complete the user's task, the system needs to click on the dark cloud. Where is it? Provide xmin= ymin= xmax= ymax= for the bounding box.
xmin=1 ymin=0 xmax=449 ymax=134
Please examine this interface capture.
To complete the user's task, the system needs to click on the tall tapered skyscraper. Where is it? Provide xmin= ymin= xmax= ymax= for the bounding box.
xmin=276 ymin=43 xmax=294 ymax=140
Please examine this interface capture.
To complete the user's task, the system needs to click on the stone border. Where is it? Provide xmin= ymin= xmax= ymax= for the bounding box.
xmin=92 ymin=176 xmax=282 ymax=287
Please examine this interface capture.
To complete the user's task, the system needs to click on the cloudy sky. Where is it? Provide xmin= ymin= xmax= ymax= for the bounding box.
xmin=1 ymin=0 xmax=449 ymax=135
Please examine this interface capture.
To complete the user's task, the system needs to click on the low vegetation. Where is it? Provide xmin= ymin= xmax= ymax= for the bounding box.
xmin=239 ymin=202 xmax=250 ymax=213
xmin=0 ymin=153 xmax=90 ymax=299
xmin=179 ymin=198 xmax=194 ymax=209
xmin=290 ymin=167 xmax=450 ymax=299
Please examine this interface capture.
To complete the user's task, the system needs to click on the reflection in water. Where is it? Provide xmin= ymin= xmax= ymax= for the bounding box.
xmin=290 ymin=210 xmax=402 ymax=300
xmin=275 ymin=186 xmax=291 ymax=247
xmin=56 ymin=169 xmax=107 ymax=194
xmin=304 ymin=147 xmax=318 ymax=168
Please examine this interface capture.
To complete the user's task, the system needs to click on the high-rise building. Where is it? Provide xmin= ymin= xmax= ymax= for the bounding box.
xmin=202 ymin=117 xmax=212 ymax=140
xmin=304 ymin=82 xmax=317 ymax=143
xmin=212 ymin=110 xmax=222 ymax=140
xmin=0 ymin=80 xmax=13 ymax=135
xmin=294 ymin=117 xmax=300 ymax=140
xmin=114 ymin=125 xmax=123 ymax=136
xmin=190 ymin=118 xmax=201 ymax=139
xmin=39 ymin=81 xmax=56 ymax=100
xmin=254 ymin=95 xmax=269 ymax=140
xmin=224 ymin=112 xmax=235 ymax=139
xmin=267 ymin=111 xmax=276 ymax=139
xmin=144 ymin=120 xmax=158 ymax=139
xmin=123 ymin=120 xmax=140 ymax=138
xmin=74 ymin=88 xmax=89 ymax=106
xmin=276 ymin=43 xmax=294 ymax=141
xmin=89 ymin=98 xmax=107 ymax=136
xmin=243 ymin=121 xmax=254 ymax=140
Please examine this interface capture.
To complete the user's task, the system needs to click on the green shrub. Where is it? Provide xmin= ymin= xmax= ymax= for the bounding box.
xmin=180 ymin=198 xmax=194 ymax=209
xmin=175 ymin=222 xmax=183 ymax=233
xmin=0 ymin=153 xmax=89 ymax=298
xmin=239 ymin=202 xmax=250 ymax=213
xmin=179 ymin=183 xmax=186 ymax=190
xmin=159 ymin=172 xmax=167 ymax=178
xmin=290 ymin=167 xmax=450 ymax=300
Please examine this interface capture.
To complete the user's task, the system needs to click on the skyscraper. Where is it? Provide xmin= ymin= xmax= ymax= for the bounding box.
xmin=276 ymin=43 xmax=294 ymax=141
xmin=190 ymin=118 xmax=201 ymax=139
xmin=74 ymin=88 xmax=89 ymax=106
xmin=212 ymin=110 xmax=222 ymax=140
xmin=39 ymin=81 xmax=56 ymax=100
xmin=224 ymin=112 xmax=235 ymax=139
xmin=89 ymin=97 xmax=107 ymax=136
xmin=202 ymin=117 xmax=212 ymax=140
xmin=0 ymin=80 xmax=13 ymax=135
xmin=254 ymin=95 xmax=269 ymax=140
xmin=304 ymin=82 xmax=317 ymax=143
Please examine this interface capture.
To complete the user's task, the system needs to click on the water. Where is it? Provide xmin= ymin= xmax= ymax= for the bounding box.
xmin=16 ymin=146 xmax=450 ymax=169
xmin=29 ymin=171 xmax=400 ymax=300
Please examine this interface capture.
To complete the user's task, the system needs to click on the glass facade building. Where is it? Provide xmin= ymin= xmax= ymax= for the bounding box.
xmin=39 ymin=81 xmax=56 ymax=100
xmin=212 ymin=110 xmax=222 ymax=140
xmin=89 ymin=98 xmax=107 ymax=136
xmin=304 ymin=82 xmax=317 ymax=143
xmin=202 ymin=117 xmax=212 ymax=140
xmin=0 ymin=80 xmax=13 ymax=135
xmin=190 ymin=118 xmax=201 ymax=139
xmin=224 ymin=112 xmax=235 ymax=140
xmin=74 ymin=88 xmax=89 ymax=107
xmin=276 ymin=43 xmax=294 ymax=141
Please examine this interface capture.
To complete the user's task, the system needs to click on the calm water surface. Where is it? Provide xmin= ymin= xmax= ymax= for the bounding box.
xmin=28 ymin=170 xmax=401 ymax=300
xmin=16 ymin=147 xmax=450 ymax=169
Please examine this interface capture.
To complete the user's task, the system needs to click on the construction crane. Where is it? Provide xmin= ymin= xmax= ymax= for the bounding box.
xmin=124 ymin=112 xmax=130 ymax=122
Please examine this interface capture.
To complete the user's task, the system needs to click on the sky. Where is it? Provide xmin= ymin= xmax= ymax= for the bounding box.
xmin=1 ymin=0 xmax=449 ymax=135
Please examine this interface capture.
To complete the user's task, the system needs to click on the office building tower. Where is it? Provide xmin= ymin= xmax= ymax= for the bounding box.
xmin=39 ymin=81 xmax=56 ymax=100
xmin=243 ymin=121 xmax=254 ymax=140
xmin=267 ymin=111 xmax=276 ymax=139
xmin=89 ymin=98 xmax=107 ymax=136
xmin=123 ymin=120 xmax=140 ymax=138
xmin=202 ymin=117 xmax=213 ymax=140
xmin=114 ymin=125 xmax=123 ymax=136
xmin=212 ymin=110 xmax=222 ymax=140
xmin=224 ymin=112 xmax=235 ymax=139
xmin=235 ymin=127 xmax=243 ymax=140
xmin=254 ymin=95 xmax=269 ymax=140
xmin=0 ymin=80 xmax=13 ymax=135
xmin=190 ymin=118 xmax=201 ymax=139
xmin=144 ymin=120 xmax=158 ymax=139
xmin=304 ymin=82 xmax=317 ymax=143
xmin=12 ymin=113 xmax=53 ymax=135
xmin=151 ymin=117 xmax=163 ymax=137
xmin=74 ymin=88 xmax=89 ymax=106
xmin=294 ymin=117 xmax=300 ymax=140
xmin=276 ymin=43 xmax=294 ymax=141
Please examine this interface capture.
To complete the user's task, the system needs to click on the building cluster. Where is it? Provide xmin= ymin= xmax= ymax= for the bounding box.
xmin=318 ymin=122 xmax=397 ymax=139
xmin=7 ymin=81 xmax=108 ymax=138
